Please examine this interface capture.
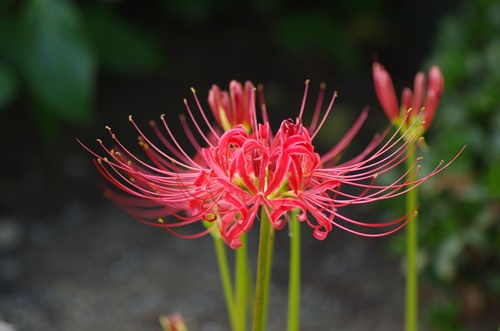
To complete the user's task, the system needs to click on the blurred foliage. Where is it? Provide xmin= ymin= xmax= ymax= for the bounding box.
xmin=388 ymin=0 xmax=500 ymax=328
xmin=0 ymin=0 xmax=165 ymax=139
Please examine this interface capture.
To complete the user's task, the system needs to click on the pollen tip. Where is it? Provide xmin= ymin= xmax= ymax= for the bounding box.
xmin=110 ymin=148 xmax=115 ymax=154
xmin=128 ymin=115 xmax=133 ymax=121
xmin=149 ymin=120 xmax=155 ymax=126
xmin=320 ymin=82 xmax=326 ymax=89
xmin=417 ymin=156 xmax=423 ymax=161
xmin=97 ymin=158 xmax=102 ymax=164
xmin=183 ymin=98 xmax=188 ymax=104
xmin=96 ymin=138 xmax=102 ymax=144
xmin=129 ymin=177 xmax=135 ymax=182
xmin=105 ymin=125 xmax=111 ymax=130
xmin=160 ymin=114 xmax=165 ymax=119
xmin=158 ymin=218 xmax=164 ymax=224
xmin=305 ymin=79 xmax=310 ymax=85
xmin=111 ymin=134 xmax=116 ymax=139
xmin=418 ymin=137 xmax=425 ymax=142
xmin=440 ymin=160 xmax=444 ymax=165
xmin=103 ymin=157 xmax=109 ymax=163
xmin=373 ymin=173 xmax=379 ymax=179
xmin=406 ymin=108 xmax=412 ymax=114
xmin=190 ymin=87 xmax=196 ymax=93
xmin=179 ymin=114 xmax=186 ymax=121
xmin=414 ymin=211 xmax=419 ymax=216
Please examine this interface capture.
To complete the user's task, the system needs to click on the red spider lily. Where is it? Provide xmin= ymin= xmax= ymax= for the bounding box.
xmin=373 ymin=62 xmax=444 ymax=130
xmin=159 ymin=313 xmax=187 ymax=331
xmin=208 ymin=80 xmax=258 ymax=131
xmin=80 ymin=80 xmax=459 ymax=249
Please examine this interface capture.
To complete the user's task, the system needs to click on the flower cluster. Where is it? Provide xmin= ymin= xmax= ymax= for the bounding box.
xmin=373 ymin=62 xmax=444 ymax=131
xmin=81 ymin=80 xmax=456 ymax=249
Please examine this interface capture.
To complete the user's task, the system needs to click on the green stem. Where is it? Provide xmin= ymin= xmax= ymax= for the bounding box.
xmin=405 ymin=149 xmax=418 ymax=331
xmin=213 ymin=236 xmax=237 ymax=331
xmin=235 ymin=234 xmax=249 ymax=331
xmin=252 ymin=209 xmax=275 ymax=331
xmin=287 ymin=210 xmax=301 ymax=331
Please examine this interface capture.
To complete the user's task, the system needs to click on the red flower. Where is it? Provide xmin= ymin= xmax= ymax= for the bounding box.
xmin=208 ymin=80 xmax=257 ymax=131
xmin=373 ymin=62 xmax=444 ymax=130
xmin=80 ymin=80 xmax=457 ymax=248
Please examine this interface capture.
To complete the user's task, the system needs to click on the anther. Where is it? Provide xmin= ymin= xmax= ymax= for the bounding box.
xmin=158 ymin=218 xmax=164 ymax=224
xmin=417 ymin=157 xmax=423 ymax=161
xmin=96 ymin=139 xmax=102 ymax=144
xmin=128 ymin=115 xmax=133 ymax=121
xmin=190 ymin=87 xmax=196 ymax=93
xmin=320 ymin=82 xmax=326 ymax=89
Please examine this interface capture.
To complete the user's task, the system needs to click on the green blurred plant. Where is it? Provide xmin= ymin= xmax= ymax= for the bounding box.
xmin=391 ymin=0 xmax=500 ymax=328
xmin=0 ymin=0 xmax=164 ymax=139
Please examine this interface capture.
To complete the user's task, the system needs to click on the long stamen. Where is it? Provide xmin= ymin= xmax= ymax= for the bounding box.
xmin=311 ymin=90 xmax=338 ymax=140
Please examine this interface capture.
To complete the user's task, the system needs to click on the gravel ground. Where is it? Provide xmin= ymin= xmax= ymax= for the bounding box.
xmin=0 ymin=195 xmax=410 ymax=331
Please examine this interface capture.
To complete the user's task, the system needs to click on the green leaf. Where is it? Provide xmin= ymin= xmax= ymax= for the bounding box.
xmin=17 ymin=0 xmax=95 ymax=124
xmin=0 ymin=63 xmax=19 ymax=109
xmin=82 ymin=6 xmax=165 ymax=74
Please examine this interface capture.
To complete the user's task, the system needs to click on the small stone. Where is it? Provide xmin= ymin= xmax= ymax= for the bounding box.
xmin=0 ymin=218 xmax=23 ymax=252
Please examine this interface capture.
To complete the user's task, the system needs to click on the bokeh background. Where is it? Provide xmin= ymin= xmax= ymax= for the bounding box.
xmin=0 ymin=0 xmax=499 ymax=330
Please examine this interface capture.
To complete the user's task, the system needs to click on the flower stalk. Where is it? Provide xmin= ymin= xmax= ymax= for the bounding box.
xmin=405 ymin=150 xmax=419 ymax=331
xmin=212 ymin=234 xmax=237 ymax=330
xmin=252 ymin=209 xmax=275 ymax=331
xmin=235 ymin=234 xmax=249 ymax=331
xmin=287 ymin=210 xmax=301 ymax=331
